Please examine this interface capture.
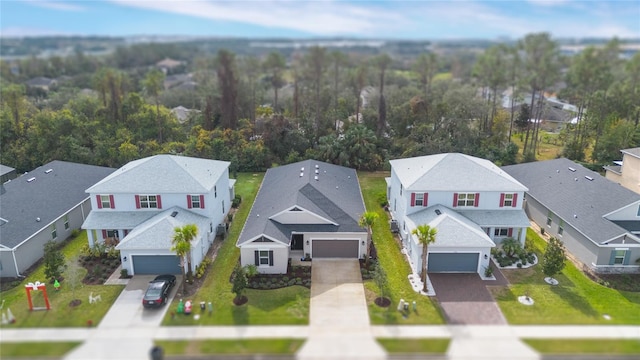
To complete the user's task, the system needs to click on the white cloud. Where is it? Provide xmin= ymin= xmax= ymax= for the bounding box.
xmin=24 ymin=0 xmax=85 ymax=12
xmin=526 ymin=0 xmax=572 ymax=7
xmin=0 ymin=26 xmax=71 ymax=37
xmin=109 ymin=0 xmax=406 ymax=36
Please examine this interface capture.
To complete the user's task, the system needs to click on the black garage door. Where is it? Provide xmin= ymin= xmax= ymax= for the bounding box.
xmin=132 ymin=255 xmax=181 ymax=275
xmin=428 ymin=253 xmax=479 ymax=273
xmin=312 ymin=240 xmax=359 ymax=258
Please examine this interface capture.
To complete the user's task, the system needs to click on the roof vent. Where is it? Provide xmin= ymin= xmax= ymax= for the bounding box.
xmin=171 ymin=211 xmax=178 ymax=217
xmin=300 ymin=172 xmax=304 ymax=177
xmin=568 ymin=167 xmax=576 ymax=172
xmin=27 ymin=177 xmax=36 ymax=182
xmin=314 ymin=176 xmax=318 ymax=181
xmin=36 ymin=217 xmax=41 ymax=222
xmin=45 ymin=169 xmax=53 ymax=174
xmin=435 ymin=209 xmax=442 ymax=215
xmin=315 ymin=164 xmax=319 ymax=169
xmin=574 ymin=178 xmax=578 ymax=181
xmin=585 ymin=176 xmax=594 ymax=181
xmin=301 ymin=167 xmax=304 ymax=171
xmin=315 ymin=169 xmax=319 ymax=174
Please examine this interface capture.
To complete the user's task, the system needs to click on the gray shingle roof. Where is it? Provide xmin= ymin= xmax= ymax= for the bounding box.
xmin=503 ymin=158 xmax=640 ymax=245
xmin=237 ymin=160 xmax=366 ymax=246
xmin=116 ymin=206 xmax=209 ymax=250
xmin=0 ymin=161 xmax=115 ymax=249
xmin=86 ymin=155 xmax=230 ymax=194
xmin=0 ymin=164 xmax=15 ymax=177
xmin=407 ymin=205 xmax=495 ymax=248
xmin=390 ymin=153 xmax=528 ymax=192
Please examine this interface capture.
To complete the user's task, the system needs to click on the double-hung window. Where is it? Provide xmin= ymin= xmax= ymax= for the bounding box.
xmin=456 ymin=193 xmax=476 ymax=207
xmin=259 ymin=250 xmax=270 ymax=266
xmin=139 ymin=195 xmax=158 ymax=208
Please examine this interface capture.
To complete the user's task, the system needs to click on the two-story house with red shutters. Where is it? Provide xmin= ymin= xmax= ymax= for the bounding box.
xmin=387 ymin=153 xmax=529 ymax=275
xmin=82 ymin=155 xmax=233 ymax=275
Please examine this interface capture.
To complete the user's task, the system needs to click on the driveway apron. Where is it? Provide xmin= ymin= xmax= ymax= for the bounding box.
xmin=430 ymin=273 xmax=507 ymax=325
xmin=64 ymin=275 xmax=178 ymax=360
xmin=296 ymin=259 xmax=386 ymax=360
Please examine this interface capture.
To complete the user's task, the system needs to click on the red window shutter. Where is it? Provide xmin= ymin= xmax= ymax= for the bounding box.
xmin=512 ymin=193 xmax=518 ymax=208
xmin=96 ymin=195 xmax=102 ymax=209
xmin=410 ymin=193 xmax=416 ymax=207
xmin=157 ymin=195 xmax=162 ymax=209
xmin=453 ymin=193 xmax=458 ymax=207
xmin=102 ymin=229 xmax=107 ymax=238
xmin=109 ymin=195 xmax=115 ymax=209
xmin=499 ymin=193 xmax=505 ymax=207
xmin=508 ymin=228 xmax=513 ymax=237
xmin=423 ymin=193 xmax=428 ymax=207
xmin=187 ymin=195 xmax=192 ymax=209
xmin=135 ymin=195 xmax=140 ymax=209
xmin=200 ymin=195 xmax=205 ymax=209
xmin=474 ymin=193 xmax=480 ymax=207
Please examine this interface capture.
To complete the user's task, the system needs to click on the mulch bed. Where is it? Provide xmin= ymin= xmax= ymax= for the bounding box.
xmin=80 ymin=256 xmax=121 ymax=285
xmin=375 ymin=297 xmax=391 ymax=307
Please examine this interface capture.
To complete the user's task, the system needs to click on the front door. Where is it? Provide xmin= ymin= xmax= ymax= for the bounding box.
xmin=291 ymin=234 xmax=304 ymax=250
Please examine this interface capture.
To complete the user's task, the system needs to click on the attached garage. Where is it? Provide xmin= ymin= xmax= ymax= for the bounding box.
xmin=312 ymin=239 xmax=359 ymax=258
xmin=132 ymin=255 xmax=181 ymax=275
xmin=428 ymin=252 xmax=479 ymax=273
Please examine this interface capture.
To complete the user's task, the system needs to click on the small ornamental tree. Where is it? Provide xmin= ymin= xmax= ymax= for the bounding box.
xmin=542 ymin=237 xmax=566 ymax=280
xmin=43 ymin=240 xmax=65 ymax=282
xmin=231 ymin=264 xmax=248 ymax=302
xmin=372 ymin=261 xmax=388 ymax=300
xmin=358 ymin=211 xmax=379 ymax=267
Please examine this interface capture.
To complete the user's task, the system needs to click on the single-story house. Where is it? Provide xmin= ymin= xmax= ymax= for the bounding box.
xmin=236 ymin=160 xmax=368 ymax=274
xmin=0 ymin=161 xmax=115 ymax=278
xmin=503 ymin=158 xmax=640 ymax=274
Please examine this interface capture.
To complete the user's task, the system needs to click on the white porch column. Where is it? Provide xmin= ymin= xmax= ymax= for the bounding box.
xmin=519 ymin=227 xmax=527 ymax=245
xmin=87 ymin=229 xmax=95 ymax=248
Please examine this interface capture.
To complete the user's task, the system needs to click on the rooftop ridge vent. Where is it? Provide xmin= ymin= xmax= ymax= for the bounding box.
xmin=171 ymin=211 xmax=178 ymax=217
xmin=45 ymin=169 xmax=53 ymax=174
xmin=27 ymin=177 xmax=36 ymax=182
xmin=585 ymin=176 xmax=594 ymax=181
xmin=568 ymin=167 xmax=576 ymax=172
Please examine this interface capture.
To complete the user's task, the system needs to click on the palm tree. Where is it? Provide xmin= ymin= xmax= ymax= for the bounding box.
xmin=171 ymin=224 xmax=198 ymax=292
xmin=412 ymin=224 xmax=438 ymax=293
xmin=358 ymin=211 xmax=379 ymax=266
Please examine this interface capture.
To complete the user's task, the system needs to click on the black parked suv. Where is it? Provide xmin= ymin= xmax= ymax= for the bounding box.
xmin=142 ymin=274 xmax=176 ymax=309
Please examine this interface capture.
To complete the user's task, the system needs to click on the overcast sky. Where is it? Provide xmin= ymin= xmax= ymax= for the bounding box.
xmin=1 ymin=0 xmax=639 ymax=40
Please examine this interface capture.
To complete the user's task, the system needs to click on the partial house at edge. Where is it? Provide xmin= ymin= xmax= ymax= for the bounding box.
xmin=0 ymin=161 xmax=115 ymax=278
xmin=82 ymin=155 xmax=234 ymax=276
xmin=504 ymin=158 xmax=640 ymax=274
xmin=236 ymin=160 xmax=367 ymax=274
xmin=387 ymin=153 xmax=530 ymax=276
xmin=605 ymin=147 xmax=640 ymax=194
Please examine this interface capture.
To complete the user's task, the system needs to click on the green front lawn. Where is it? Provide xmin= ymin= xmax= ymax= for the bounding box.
xmin=162 ymin=173 xmax=310 ymax=326
xmin=490 ymin=229 xmax=640 ymax=324
xmin=359 ymin=172 xmax=445 ymax=325
xmin=156 ymin=339 xmax=305 ymax=355
xmin=377 ymin=338 xmax=450 ymax=354
xmin=0 ymin=231 xmax=124 ymax=328
xmin=0 ymin=342 xmax=82 ymax=358
xmin=523 ymin=339 xmax=640 ymax=354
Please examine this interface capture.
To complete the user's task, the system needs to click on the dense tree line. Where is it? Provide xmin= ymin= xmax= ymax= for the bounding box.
xmin=1 ymin=33 xmax=639 ymax=174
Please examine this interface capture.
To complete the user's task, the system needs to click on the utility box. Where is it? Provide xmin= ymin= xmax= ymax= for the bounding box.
xmin=390 ymin=220 xmax=399 ymax=234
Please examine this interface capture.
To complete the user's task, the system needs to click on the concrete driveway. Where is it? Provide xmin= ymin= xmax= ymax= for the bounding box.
xmin=430 ymin=272 xmax=507 ymax=325
xmin=64 ymin=275 xmax=181 ymax=360
xmin=296 ymin=259 xmax=385 ymax=360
